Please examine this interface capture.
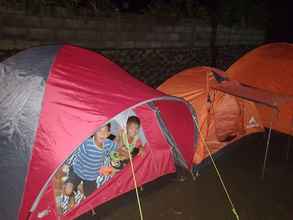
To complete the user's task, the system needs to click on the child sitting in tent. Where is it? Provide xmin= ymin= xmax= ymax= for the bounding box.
xmin=107 ymin=116 xmax=145 ymax=170
xmin=56 ymin=182 xmax=85 ymax=214
xmin=63 ymin=124 xmax=117 ymax=197
xmin=95 ymin=116 xmax=145 ymax=188
xmin=55 ymin=124 xmax=117 ymax=214
xmin=116 ymin=115 xmax=145 ymax=158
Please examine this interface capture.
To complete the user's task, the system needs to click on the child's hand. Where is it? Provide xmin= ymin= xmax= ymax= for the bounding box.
xmin=117 ymin=147 xmax=129 ymax=158
xmin=111 ymin=168 xmax=119 ymax=176
xmin=138 ymin=146 xmax=145 ymax=156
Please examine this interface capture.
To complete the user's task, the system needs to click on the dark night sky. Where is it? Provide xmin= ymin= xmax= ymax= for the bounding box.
xmin=266 ymin=0 xmax=293 ymax=43
xmin=111 ymin=0 xmax=293 ymax=43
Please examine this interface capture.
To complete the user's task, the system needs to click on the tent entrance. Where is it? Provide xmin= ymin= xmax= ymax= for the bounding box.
xmin=51 ymin=108 xmax=149 ymax=216
xmin=30 ymin=96 xmax=197 ymax=219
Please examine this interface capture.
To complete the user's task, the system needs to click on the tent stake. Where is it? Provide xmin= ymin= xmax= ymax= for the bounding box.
xmin=261 ymin=109 xmax=277 ymax=180
xmin=286 ymin=134 xmax=291 ymax=161
xmin=285 ymin=119 xmax=293 ymax=161
xmin=261 ymin=126 xmax=272 ymax=179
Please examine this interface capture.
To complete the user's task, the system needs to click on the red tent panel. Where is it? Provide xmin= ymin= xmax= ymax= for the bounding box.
xmin=155 ymin=100 xmax=196 ymax=166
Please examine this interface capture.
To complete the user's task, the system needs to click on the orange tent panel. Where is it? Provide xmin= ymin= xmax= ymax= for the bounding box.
xmin=226 ymin=43 xmax=293 ymax=135
xmin=158 ymin=66 xmax=263 ymax=164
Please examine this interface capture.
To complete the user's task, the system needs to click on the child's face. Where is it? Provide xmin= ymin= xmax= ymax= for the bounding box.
xmin=94 ymin=126 xmax=110 ymax=147
xmin=127 ymin=123 xmax=139 ymax=138
xmin=64 ymin=183 xmax=74 ymax=196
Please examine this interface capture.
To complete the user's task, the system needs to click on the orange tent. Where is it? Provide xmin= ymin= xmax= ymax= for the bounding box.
xmin=158 ymin=66 xmax=263 ymax=165
xmin=226 ymin=43 xmax=293 ymax=135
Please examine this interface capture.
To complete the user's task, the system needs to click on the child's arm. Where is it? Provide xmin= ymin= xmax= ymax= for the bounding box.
xmin=115 ymin=129 xmax=123 ymax=146
xmin=116 ymin=147 xmax=130 ymax=159
xmin=136 ymin=140 xmax=145 ymax=156
xmin=114 ymin=130 xmax=130 ymax=159
xmin=138 ymin=146 xmax=145 ymax=156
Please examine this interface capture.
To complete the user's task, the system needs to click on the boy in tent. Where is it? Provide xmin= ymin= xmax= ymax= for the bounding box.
xmin=106 ymin=116 xmax=146 ymax=170
xmin=63 ymin=124 xmax=117 ymax=197
xmin=116 ymin=115 xmax=145 ymax=158
xmin=95 ymin=116 xmax=146 ymax=187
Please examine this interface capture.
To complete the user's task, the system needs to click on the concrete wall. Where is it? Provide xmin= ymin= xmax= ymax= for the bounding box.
xmin=0 ymin=12 xmax=265 ymax=87
xmin=0 ymin=13 xmax=264 ymax=50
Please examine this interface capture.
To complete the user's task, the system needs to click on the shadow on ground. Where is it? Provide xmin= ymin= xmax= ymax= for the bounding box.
xmin=79 ymin=132 xmax=293 ymax=220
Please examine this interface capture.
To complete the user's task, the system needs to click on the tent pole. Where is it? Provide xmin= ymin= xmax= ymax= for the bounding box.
xmin=261 ymin=109 xmax=277 ymax=180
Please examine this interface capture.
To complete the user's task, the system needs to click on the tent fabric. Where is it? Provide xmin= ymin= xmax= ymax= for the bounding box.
xmin=158 ymin=66 xmax=263 ymax=165
xmin=0 ymin=46 xmax=60 ymax=220
xmin=211 ymin=80 xmax=293 ymax=108
xmin=0 ymin=45 xmax=196 ymax=220
xmin=153 ymin=100 xmax=196 ymax=167
xmin=226 ymin=43 xmax=293 ymax=134
xmin=213 ymin=93 xmax=241 ymax=142
xmin=32 ymin=105 xmax=178 ymax=220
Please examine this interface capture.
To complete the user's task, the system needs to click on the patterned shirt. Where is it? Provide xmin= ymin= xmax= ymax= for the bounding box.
xmin=56 ymin=190 xmax=85 ymax=214
xmin=72 ymin=137 xmax=117 ymax=181
xmin=96 ymin=156 xmax=113 ymax=188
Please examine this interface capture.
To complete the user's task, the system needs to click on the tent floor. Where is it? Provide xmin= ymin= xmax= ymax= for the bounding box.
xmin=77 ymin=132 xmax=293 ymax=220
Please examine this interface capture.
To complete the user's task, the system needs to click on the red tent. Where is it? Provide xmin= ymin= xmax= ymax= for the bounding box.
xmin=0 ymin=45 xmax=196 ymax=220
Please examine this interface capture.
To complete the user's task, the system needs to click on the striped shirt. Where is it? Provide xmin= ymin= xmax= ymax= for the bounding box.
xmin=72 ymin=137 xmax=117 ymax=181
xmin=96 ymin=156 xmax=113 ymax=188
xmin=57 ymin=194 xmax=71 ymax=214
xmin=56 ymin=190 xmax=85 ymax=214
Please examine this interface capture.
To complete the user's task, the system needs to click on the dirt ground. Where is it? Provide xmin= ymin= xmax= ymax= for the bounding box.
xmin=78 ymin=131 xmax=293 ymax=220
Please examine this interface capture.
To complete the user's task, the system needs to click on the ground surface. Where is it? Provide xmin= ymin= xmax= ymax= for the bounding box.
xmin=79 ymin=132 xmax=293 ymax=220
